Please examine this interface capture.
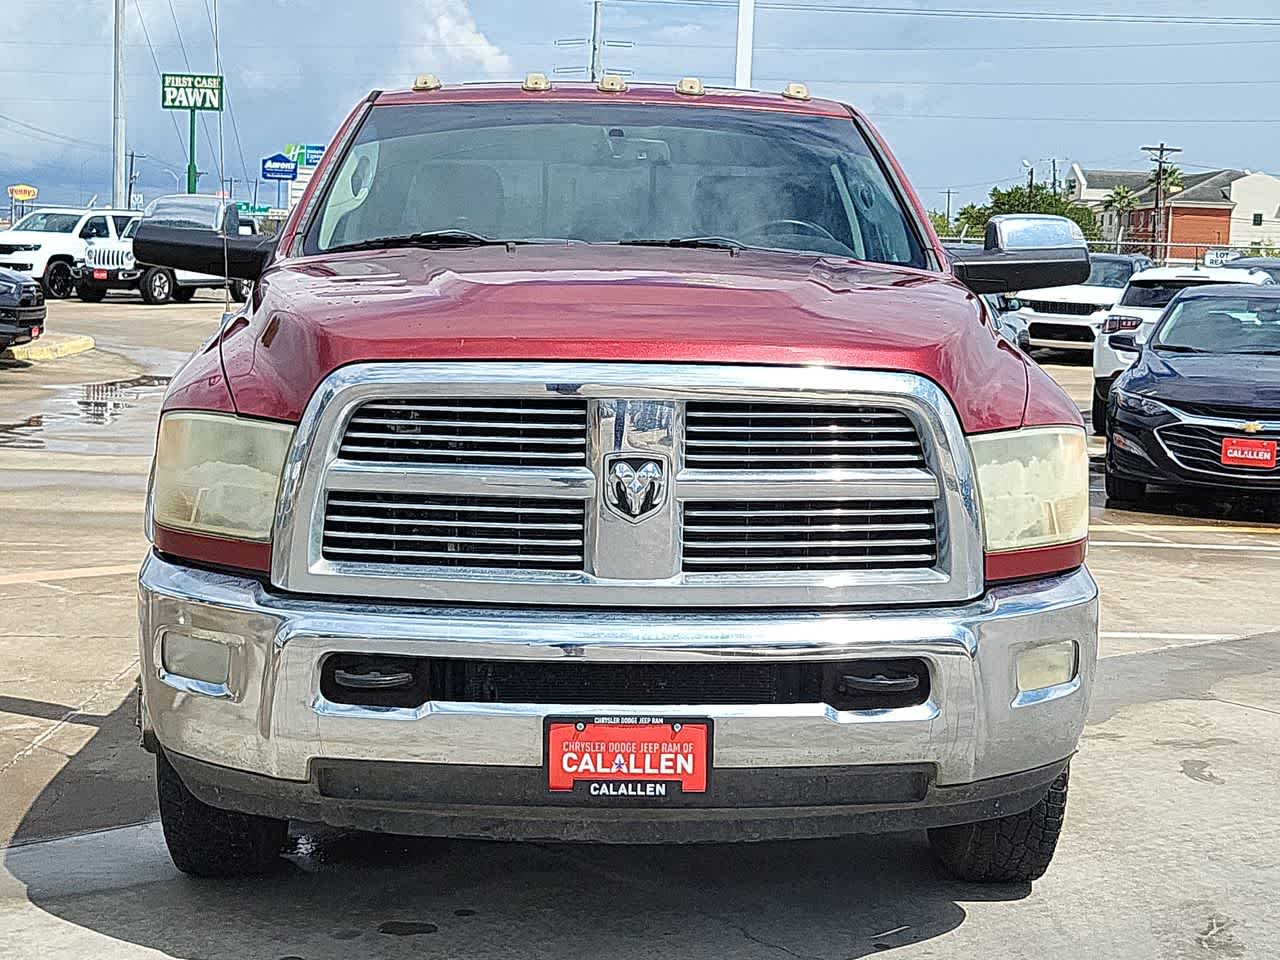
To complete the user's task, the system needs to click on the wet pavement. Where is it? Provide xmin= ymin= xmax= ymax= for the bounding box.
xmin=1 ymin=297 xmax=1278 ymax=958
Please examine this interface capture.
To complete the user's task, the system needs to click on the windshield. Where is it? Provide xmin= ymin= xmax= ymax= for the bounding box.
xmin=12 ymin=212 xmax=79 ymax=233
xmin=1155 ymin=296 xmax=1280 ymax=354
xmin=1120 ymin=279 xmax=1226 ymax=309
xmin=1085 ymin=258 xmax=1134 ymax=288
xmin=143 ymin=195 xmax=222 ymax=230
xmin=306 ymin=102 xmax=926 ymax=266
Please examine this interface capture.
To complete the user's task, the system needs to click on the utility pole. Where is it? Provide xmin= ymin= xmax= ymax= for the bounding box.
xmin=125 ymin=151 xmax=146 ymax=208
xmin=1050 ymin=158 xmax=1059 ymax=197
xmin=589 ymin=1 xmax=604 ymax=82
xmin=1142 ymin=142 xmax=1182 ymax=264
xmin=941 ymin=189 xmax=955 ymax=225
xmin=112 ymin=0 xmax=126 ymax=208
xmin=223 ymin=177 xmax=240 ymax=201
xmin=735 ymin=0 xmax=756 ymax=89
xmin=1025 ymin=161 xmax=1035 ymax=193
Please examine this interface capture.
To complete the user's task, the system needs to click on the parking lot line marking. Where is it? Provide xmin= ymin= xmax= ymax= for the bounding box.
xmin=0 ymin=564 xmax=138 ymax=587
xmin=1091 ymin=524 xmax=1280 ymax=535
xmin=1090 ymin=540 xmax=1280 ymax=553
xmin=1101 ymin=632 xmax=1240 ymax=641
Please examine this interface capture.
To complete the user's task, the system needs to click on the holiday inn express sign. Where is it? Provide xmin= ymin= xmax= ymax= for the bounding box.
xmin=161 ymin=73 xmax=223 ymax=111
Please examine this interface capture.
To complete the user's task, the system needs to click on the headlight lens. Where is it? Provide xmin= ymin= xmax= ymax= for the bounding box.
xmin=968 ymin=426 xmax=1089 ymax=552
xmin=1113 ymin=388 xmax=1168 ymax=417
xmin=151 ymin=412 xmax=294 ymax=541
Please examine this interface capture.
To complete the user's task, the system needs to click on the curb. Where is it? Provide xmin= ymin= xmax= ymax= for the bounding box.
xmin=2 ymin=334 xmax=96 ymax=362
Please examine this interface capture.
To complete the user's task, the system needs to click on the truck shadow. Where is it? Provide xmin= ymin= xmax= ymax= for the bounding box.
xmin=4 ymin=697 xmax=1029 ymax=959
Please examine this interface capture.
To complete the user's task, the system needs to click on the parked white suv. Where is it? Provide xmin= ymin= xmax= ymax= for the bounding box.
xmin=1089 ymin=265 xmax=1275 ymax=432
xmin=0 ymin=207 xmax=135 ymax=299
xmin=1019 ymin=253 xmax=1153 ymax=352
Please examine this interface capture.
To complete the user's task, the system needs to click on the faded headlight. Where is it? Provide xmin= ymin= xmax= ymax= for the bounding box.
xmin=151 ymin=412 xmax=294 ymax=542
xmin=968 ymin=426 xmax=1089 ymax=552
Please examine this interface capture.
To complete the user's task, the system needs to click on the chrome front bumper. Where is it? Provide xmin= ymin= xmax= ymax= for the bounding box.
xmin=140 ymin=551 xmax=1097 ymax=807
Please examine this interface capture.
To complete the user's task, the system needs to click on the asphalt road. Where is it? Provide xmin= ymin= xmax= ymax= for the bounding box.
xmin=1 ymin=297 xmax=1278 ymax=959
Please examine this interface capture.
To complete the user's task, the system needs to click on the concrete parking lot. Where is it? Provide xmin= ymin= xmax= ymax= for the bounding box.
xmin=1 ymin=298 xmax=1277 ymax=958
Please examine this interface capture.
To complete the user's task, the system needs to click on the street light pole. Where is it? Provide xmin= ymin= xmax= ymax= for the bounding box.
xmin=735 ymin=0 xmax=756 ymax=89
xmin=111 ymin=0 xmax=127 ymax=207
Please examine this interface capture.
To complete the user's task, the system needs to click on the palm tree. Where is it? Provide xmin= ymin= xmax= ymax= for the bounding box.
xmin=1148 ymin=165 xmax=1183 ymax=194
xmin=1102 ymin=186 xmax=1138 ymax=253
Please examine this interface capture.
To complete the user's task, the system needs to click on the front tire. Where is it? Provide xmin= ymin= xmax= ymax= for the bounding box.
xmin=75 ymin=282 xmax=106 ymax=303
xmin=1091 ymin=379 xmax=1110 ymax=435
xmin=929 ymin=766 xmax=1069 ymax=883
xmin=172 ymin=286 xmax=196 ymax=303
xmin=156 ymin=751 xmax=287 ymax=877
xmin=140 ymin=267 xmax=174 ymax=305
xmin=42 ymin=260 xmax=74 ymax=299
xmin=229 ymin=279 xmax=251 ymax=302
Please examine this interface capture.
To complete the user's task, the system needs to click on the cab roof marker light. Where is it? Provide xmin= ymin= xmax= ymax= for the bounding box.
xmin=522 ymin=72 xmax=551 ymax=92
xmin=412 ymin=74 xmax=442 ymax=92
xmin=781 ymin=82 xmax=811 ymax=101
xmin=597 ymin=74 xmax=628 ymax=93
xmin=675 ymin=77 xmax=705 ymax=96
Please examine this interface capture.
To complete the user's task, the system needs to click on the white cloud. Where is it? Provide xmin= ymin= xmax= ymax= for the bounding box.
xmin=390 ymin=0 xmax=512 ymax=83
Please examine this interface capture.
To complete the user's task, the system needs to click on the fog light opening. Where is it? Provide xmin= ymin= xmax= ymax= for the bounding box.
xmin=1016 ymin=640 xmax=1078 ymax=693
xmin=161 ymin=628 xmax=234 ymax=686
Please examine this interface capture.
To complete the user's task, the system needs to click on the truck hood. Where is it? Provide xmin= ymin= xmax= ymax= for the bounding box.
xmin=0 ymin=230 xmax=55 ymax=249
xmin=215 ymin=245 xmax=1059 ymax=432
xmin=1017 ymin=283 xmax=1120 ymax=308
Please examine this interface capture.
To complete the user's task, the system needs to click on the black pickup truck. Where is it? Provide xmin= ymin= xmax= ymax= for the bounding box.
xmin=0 ymin=267 xmax=45 ymax=353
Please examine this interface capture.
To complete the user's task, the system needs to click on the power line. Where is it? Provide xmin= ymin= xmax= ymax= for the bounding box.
xmin=0 ymin=111 xmax=107 ymax=150
xmin=132 ymin=0 xmax=190 ymax=167
xmin=164 ymin=0 xmax=222 ymax=184
xmin=200 ymin=0 xmax=250 ymax=189
xmin=608 ymin=0 xmax=1280 ymax=26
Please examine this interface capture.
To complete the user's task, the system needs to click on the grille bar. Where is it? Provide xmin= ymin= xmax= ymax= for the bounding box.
xmin=685 ymin=401 xmax=926 ymax=472
xmin=1157 ymin=422 xmax=1280 ymax=479
xmin=340 ymin=397 xmax=588 ymax=467
xmin=323 ymin=492 xmax=587 ymax=571
xmin=682 ymin=500 xmax=938 ymax=573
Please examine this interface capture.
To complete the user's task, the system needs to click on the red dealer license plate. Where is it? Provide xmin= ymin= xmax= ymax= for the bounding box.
xmin=1221 ymin=437 xmax=1277 ymax=469
xmin=546 ymin=717 xmax=711 ymax=798
xmin=92 ymin=269 xmax=108 ymax=280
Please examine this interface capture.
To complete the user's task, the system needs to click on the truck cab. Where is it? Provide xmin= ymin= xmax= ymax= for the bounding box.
xmin=134 ymin=77 xmax=1096 ymax=883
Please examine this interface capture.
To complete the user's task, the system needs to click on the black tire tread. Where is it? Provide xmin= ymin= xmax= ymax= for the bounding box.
xmin=928 ymin=767 xmax=1069 ymax=883
xmin=1105 ymin=471 xmax=1145 ymax=503
xmin=156 ymin=752 xmax=286 ymax=877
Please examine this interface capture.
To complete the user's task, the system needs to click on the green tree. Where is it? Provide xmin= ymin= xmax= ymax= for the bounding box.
xmin=928 ymin=210 xmax=952 ymax=237
xmin=1148 ymin=164 xmax=1183 ymax=194
xmin=1102 ymin=186 xmax=1138 ymax=253
xmin=953 ymin=184 xmax=1101 ymax=242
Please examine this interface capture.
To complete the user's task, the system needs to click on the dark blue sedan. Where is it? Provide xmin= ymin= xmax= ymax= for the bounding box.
xmin=1105 ymin=284 xmax=1280 ymax=502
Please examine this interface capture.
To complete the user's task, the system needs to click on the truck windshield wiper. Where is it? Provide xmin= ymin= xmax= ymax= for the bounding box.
xmin=327 ymin=229 xmax=539 ymax=253
xmin=620 ymin=236 xmax=745 ymax=252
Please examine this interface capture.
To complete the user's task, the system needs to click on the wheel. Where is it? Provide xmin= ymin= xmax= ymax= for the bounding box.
xmin=1091 ymin=380 xmax=1109 ymax=435
xmin=929 ymin=766 xmax=1069 ymax=883
xmin=172 ymin=286 xmax=196 ymax=303
xmin=1105 ymin=471 xmax=1146 ymax=503
xmin=42 ymin=260 xmax=75 ymax=299
xmin=75 ymin=282 xmax=106 ymax=303
xmin=140 ymin=267 xmax=174 ymax=305
xmin=156 ymin=751 xmax=287 ymax=877
xmin=229 ymin=279 xmax=251 ymax=302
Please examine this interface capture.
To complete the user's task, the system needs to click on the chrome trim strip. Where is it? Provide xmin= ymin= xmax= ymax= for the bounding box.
xmin=272 ymin=362 xmax=983 ymax=607
xmin=1154 ymin=404 xmax=1280 ymax=481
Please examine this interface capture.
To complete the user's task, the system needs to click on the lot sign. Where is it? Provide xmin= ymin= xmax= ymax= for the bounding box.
xmin=161 ymin=73 xmax=223 ymax=111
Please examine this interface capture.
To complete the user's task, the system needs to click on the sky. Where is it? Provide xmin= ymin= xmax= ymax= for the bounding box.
xmin=2 ymin=0 xmax=1279 ymax=212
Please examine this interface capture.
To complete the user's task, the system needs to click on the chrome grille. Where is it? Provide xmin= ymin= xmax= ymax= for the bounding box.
xmin=1022 ymin=299 xmax=1099 ymax=317
xmin=1157 ymin=421 xmax=1280 ymax=480
xmin=339 ymin=397 xmax=588 ymax=467
xmin=322 ymin=492 xmax=586 ymax=571
xmin=685 ymin=401 xmax=925 ymax=470
xmin=275 ymin=363 xmax=983 ymax=607
xmin=683 ymin=499 xmax=937 ymax=572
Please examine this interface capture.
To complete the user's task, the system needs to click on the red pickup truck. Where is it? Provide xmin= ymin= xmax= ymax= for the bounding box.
xmin=134 ymin=76 xmax=1096 ymax=882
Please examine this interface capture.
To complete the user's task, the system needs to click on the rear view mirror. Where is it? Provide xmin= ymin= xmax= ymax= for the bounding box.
xmin=949 ymin=214 xmax=1090 ymax=295
xmin=1108 ymin=333 xmax=1139 ymax=352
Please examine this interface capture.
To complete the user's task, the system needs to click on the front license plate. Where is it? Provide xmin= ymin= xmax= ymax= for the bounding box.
xmin=92 ymin=269 xmax=108 ymax=280
xmin=546 ymin=716 xmax=711 ymax=798
xmin=1221 ymin=437 xmax=1277 ymax=469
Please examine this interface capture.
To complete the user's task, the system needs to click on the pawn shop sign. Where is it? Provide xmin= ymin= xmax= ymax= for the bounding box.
xmin=161 ymin=73 xmax=223 ymax=111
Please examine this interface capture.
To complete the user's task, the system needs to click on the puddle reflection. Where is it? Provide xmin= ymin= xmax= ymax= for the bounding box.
xmin=0 ymin=374 xmax=171 ymax=452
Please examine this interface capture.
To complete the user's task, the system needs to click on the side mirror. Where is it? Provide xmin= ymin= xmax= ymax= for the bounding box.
xmin=1108 ymin=332 xmax=1139 ymax=352
xmin=133 ymin=222 xmax=274 ymax=281
xmin=949 ymin=214 xmax=1090 ymax=295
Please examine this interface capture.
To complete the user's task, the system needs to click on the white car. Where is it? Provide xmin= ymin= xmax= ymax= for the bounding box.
xmin=1018 ymin=252 xmax=1153 ymax=352
xmin=1088 ymin=265 xmax=1275 ymax=432
xmin=0 ymin=207 xmax=135 ymax=299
